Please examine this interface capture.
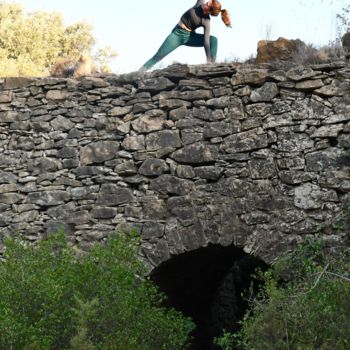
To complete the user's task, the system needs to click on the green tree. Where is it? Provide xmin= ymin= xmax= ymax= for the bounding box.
xmin=0 ymin=2 xmax=117 ymax=76
xmin=0 ymin=231 xmax=194 ymax=350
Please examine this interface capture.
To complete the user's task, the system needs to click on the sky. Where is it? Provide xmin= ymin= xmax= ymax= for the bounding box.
xmin=19 ymin=0 xmax=349 ymax=73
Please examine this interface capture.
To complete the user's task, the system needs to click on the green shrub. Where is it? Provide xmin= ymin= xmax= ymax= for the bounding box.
xmin=214 ymin=329 xmax=235 ymax=350
xmin=234 ymin=236 xmax=350 ymax=350
xmin=0 ymin=231 xmax=194 ymax=350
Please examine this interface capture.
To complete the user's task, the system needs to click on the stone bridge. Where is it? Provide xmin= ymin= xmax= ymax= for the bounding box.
xmin=1 ymin=61 xmax=350 ymax=347
xmin=0 ymin=61 xmax=349 ymax=269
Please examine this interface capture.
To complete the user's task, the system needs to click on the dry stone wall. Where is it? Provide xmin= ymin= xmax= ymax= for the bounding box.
xmin=0 ymin=61 xmax=349 ymax=266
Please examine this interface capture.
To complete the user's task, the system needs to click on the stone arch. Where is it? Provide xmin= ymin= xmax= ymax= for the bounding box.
xmin=150 ymin=243 xmax=268 ymax=350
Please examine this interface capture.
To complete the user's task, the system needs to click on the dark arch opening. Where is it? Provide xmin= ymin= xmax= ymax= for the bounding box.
xmin=150 ymin=244 xmax=268 ymax=349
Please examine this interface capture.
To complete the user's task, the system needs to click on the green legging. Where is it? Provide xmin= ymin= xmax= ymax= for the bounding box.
xmin=142 ymin=25 xmax=218 ymax=70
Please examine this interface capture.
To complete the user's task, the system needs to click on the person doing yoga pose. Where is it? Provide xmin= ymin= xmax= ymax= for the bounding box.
xmin=140 ymin=0 xmax=231 ymax=71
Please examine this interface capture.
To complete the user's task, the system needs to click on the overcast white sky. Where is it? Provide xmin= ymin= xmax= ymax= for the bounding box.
xmin=21 ymin=0 xmax=349 ymax=73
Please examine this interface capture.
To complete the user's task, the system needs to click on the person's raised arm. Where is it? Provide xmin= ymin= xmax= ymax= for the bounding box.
xmin=202 ymin=20 xmax=213 ymax=62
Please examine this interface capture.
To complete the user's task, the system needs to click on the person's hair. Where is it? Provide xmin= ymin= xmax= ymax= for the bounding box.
xmin=221 ymin=9 xmax=231 ymax=27
xmin=209 ymin=0 xmax=231 ymax=27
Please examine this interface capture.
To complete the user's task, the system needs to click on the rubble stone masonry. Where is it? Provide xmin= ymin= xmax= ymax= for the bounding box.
xmin=0 ymin=61 xmax=349 ymax=267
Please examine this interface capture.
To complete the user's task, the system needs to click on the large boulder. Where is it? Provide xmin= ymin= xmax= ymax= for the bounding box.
xmin=256 ymin=37 xmax=307 ymax=63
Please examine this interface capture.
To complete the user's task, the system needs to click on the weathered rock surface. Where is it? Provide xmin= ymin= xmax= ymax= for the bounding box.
xmin=256 ymin=37 xmax=307 ymax=63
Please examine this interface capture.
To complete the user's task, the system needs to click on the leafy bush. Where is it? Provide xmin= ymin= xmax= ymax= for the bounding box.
xmin=232 ymin=236 xmax=350 ymax=350
xmin=0 ymin=231 xmax=194 ymax=350
xmin=214 ymin=329 xmax=235 ymax=350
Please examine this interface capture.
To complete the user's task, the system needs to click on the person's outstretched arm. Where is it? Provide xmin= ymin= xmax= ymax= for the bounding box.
xmin=202 ymin=20 xmax=212 ymax=62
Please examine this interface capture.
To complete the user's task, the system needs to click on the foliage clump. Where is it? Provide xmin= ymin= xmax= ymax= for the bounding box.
xmin=216 ymin=235 xmax=350 ymax=350
xmin=0 ymin=231 xmax=194 ymax=350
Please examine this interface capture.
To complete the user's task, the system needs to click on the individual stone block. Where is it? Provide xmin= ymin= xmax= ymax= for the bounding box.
xmin=171 ymin=142 xmax=219 ymax=164
xmin=139 ymin=159 xmax=169 ymax=176
xmin=80 ymin=141 xmax=120 ymax=165
xmin=250 ymin=82 xmax=279 ymax=102
xmin=222 ymin=128 xmax=268 ymax=153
